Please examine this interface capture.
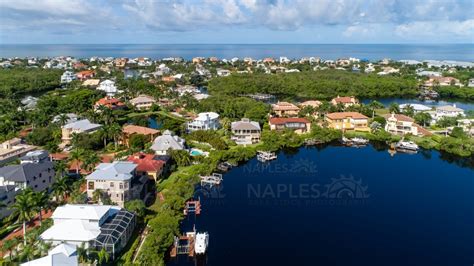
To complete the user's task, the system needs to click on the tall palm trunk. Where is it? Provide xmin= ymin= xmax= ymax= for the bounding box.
xmin=38 ymin=208 xmax=43 ymax=226
xmin=22 ymin=221 xmax=27 ymax=245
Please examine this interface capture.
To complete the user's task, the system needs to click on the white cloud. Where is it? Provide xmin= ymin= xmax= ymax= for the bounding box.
xmin=395 ymin=19 xmax=474 ymax=38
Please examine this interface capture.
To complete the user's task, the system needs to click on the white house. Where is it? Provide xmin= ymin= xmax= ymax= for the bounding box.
xmin=150 ymin=130 xmax=186 ymax=155
xmin=231 ymin=118 xmax=261 ymax=145
xmin=40 ymin=204 xmax=135 ymax=258
xmin=435 ymin=104 xmax=465 ymax=120
xmin=383 ymin=113 xmax=431 ymax=136
xmin=216 ymin=68 xmax=231 ymax=77
xmin=468 ymin=78 xmax=474 ymax=87
xmin=280 ymin=57 xmax=291 ymax=64
xmin=60 ymin=71 xmax=76 ymax=83
xmin=399 ymin=103 xmax=432 ymax=113
xmin=187 ymin=112 xmax=220 ymax=132
xmin=21 ymin=243 xmax=78 ymax=266
xmin=97 ymin=79 xmax=118 ymax=96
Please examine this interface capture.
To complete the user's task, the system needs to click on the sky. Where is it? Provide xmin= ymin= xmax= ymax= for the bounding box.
xmin=0 ymin=0 xmax=473 ymax=44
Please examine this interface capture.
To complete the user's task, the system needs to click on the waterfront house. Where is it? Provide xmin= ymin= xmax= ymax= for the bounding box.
xmin=40 ymin=204 xmax=135 ymax=258
xmin=86 ymin=161 xmax=148 ymax=207
xmin=325 ymin=112 xmax=369 ymax=131
xmin=187 ymin=112 xmax=220 ymax=132
xmin=61 ymin=119 xmax=102 ymax=145
xmin=435 ymin=104 xmax=465 ymax=120
xmin=272 ymin=102 xmax=300 ymax=117
xmin=399 ymin=103 xmax=432 ymax=113
xmin=423 ymin=77 xmax=462 ymax=87
xmin=127 ymin=153 xmax=165 ymax=182
xmin=60 ymin=71 xmax=76 ymax=83
xmin=150 ymin=130 xmax=186 ymax=155
xmin=330 ymin=96 xmax=359 ymax=108
xmin=20 ymin=243 xmax=79 ymax=266
xmin=121 ymin=125 xmax=159 ymax=147
xmin=94 ymin=97 xmax=126 ymax=111
xmin=97 ymin=79 xmax=118 ymax=96
xmin=76 ymin=70 xmax=95 ymax=80
xmin=383 ymin=113 xmax=432 ymax=136
xmin=269 ymin=117 xmax=311 ymax=134
xmin=129 ymin=95 xmax=156 ymax=110
xmin=0 ymin=138 xmax=37 ymax=165
xmin=231 ymin=118 xmax=261 ymax=145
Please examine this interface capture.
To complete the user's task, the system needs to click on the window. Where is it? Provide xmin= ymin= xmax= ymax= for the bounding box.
xmin=110 ymin=182 xmax=114 ymax=188
xmin=88 ymin=182 xmax=95 ymax=190
xmin=119 ymin=183 xmax=123 ymax=189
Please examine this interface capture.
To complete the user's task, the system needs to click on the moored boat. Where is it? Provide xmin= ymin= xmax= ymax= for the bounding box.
xmin=395 ymin=141 xmax=419 ymax=152
xmin=195 ymin=232 xmax=209 ymax=255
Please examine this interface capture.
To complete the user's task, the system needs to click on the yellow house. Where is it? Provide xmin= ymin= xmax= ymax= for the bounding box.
xmin=326 ymin=112 xmax=370 ymax=132
xmin=272 ymin=101 xmax=300 ymax=117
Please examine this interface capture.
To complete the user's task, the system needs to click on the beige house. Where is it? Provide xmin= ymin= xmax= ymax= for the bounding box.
xmin=86 ymin=162 xmax=148 ymax=207
xmin=129 ymin=95 xmax=156 ymax=110
xmin=269 ymin=117 xmax=311 ymax=134
xmin=384 ymin=113 xmax=431 ymax=136
xmin=326 ymin=112 xmax=369 ymax=131
xmin=330 ymin=96 xmax=359 ymax=108
xmin=272 ymin=101 xmax=300 ymax=117
xmin=61 ymin=119 xmax=102 ymax=145
xmin=231 ymin=118 xmax=261 ymax=145
xmin=0 ymin=138 xmax=37 ymax=165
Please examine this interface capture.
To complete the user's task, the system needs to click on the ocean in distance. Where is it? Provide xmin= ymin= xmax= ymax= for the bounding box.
xmin=1 ymin=44 xmax=473 ymax=61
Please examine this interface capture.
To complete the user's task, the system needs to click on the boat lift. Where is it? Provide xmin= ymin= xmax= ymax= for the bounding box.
xmin=200 ymin=173 xmax=223 ymax=187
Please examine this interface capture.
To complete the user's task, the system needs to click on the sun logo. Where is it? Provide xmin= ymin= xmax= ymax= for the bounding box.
xmin=323 ymin=175 xmax=369 ymax=199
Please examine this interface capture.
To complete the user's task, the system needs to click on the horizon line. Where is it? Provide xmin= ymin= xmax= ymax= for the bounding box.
xmin=1 ymin=43 xmax=473 ymax=45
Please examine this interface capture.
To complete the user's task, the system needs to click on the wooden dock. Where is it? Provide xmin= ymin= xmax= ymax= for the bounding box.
xmin=184 ymin=198 xmax=201 ymax=215
xmin=257 ymin=151 xmax=277 ymax=162
xmin=170 ymin=232 xmax=196 ymax=257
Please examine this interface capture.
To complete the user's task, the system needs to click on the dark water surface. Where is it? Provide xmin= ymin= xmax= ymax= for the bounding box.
xmin=1 ymin=44 xmax=473 ymax=61
xmin=168 ymin=145 xmax=474 ymax=266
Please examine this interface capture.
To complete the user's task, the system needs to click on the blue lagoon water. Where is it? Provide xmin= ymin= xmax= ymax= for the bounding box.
xmin=169 ymin=145 xmax=474 ymax=266
xmin=1 ymin=44 xmax=473 ymax=61
xmin=361 ymin=98 xmax=474 ymax=111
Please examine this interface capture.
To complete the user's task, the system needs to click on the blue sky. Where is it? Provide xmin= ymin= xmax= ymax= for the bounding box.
xmin=0 ymin=0 xmax=473 ymax=44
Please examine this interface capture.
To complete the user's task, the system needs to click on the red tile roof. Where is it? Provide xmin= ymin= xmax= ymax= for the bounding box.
xmin=383 ymin=113 xmax=414 ymax=122
xmin=127 ymin=153 xmax=165 ymax=172
xmin=332 ymin=96 xmax=357 ymax=104
xmin=269 ymin=117 xmax=310 ymax=125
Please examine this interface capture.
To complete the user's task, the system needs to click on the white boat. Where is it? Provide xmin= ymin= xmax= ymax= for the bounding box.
xmin=194 ymin=232 xmax=209 ymax=255
xmin=395 ymin=141 xmax=419 ymax=152
xmin=257 ymin=151 xmax=277 ymax=162
xmin=351 ymin=137 xmax=369 ymax=145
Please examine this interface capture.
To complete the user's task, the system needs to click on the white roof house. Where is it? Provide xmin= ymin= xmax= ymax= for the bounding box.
xmin=63 ymin=119 xmax=102 ymax=132
xmin=151 ymin=130 xmax=186 ymax=155
xmin=399 ymin=103 xmax=432 ymax=113
xmin=21 ymin=243 xmax=78 ymax=266
xmin=40 ymin=204 xmax=121 ymax=247
xmin=435 ymin=104 xmax=465 ymax=120
xmin=97 ymin=79 xmax=118 ymax=96
xmin=187 ymin=112 xmax=220 ymax=132
xmin=86 ymin=162 xmax=137 ymax=181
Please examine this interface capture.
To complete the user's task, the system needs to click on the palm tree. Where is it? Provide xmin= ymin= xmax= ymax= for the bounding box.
xmin=52 ymin=176 xmax=70 ymax=203
xmin=77 ymin=243 xmax=89 ymax=263
xmin=54 ymin=160 xmax=68 ymax=178
xmin=56 ymin=114 xmax=69 ymax=126
xmin=108 ymin=123 xmax=122 ymax=150
xmin=98 ymin=125 xmax=110 ymax=148
xmin=69 ymin=148 xmax=85 ymax=174
xmin=368 ymin=100 xmax=385 ymax=118
xmin=92 ymin=189 xmax=104 ymax=203
xmin=1 ymin=238 xmax=18 ymax=261
xmin=388 ymin=103 xmax=400 ymax=114
xmin=97 ymin=248 xmax=110 ymax=265
xmin=83 ymin=151 xmax=101 ymax=172
xmin=170 ymin=150 xmax=191 ymax=167
xmin=11 ymin=188 xmax=36 ymax=245
xmin=33 ymin=191 xmax=50 ymax=226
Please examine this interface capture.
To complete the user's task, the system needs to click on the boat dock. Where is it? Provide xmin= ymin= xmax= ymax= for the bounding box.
xmin=257 ymin=151 xmax=277 ymax=162
xmin=200 ymin=173 xmax=223 ymax=187
xmin=184 ymin=198 xmax=201 ymax=215
xmin=170 ymin=232 xmax=196 ymax=257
